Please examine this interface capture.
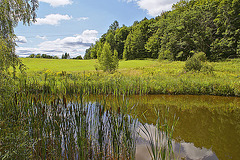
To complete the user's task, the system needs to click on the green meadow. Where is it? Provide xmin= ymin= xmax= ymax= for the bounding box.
xmin=21 ymin=58 xmax=240 ymax=75
xmin=17 ymin=58 xmax=240 ymax=97
xmin=20 ymin=58 xmax=161 ymax=72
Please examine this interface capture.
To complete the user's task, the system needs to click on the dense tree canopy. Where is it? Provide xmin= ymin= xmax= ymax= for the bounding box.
xmin=0 ymin=0 xmax=38 ymax=73
xmin=85 ymin=0 xmax=240 ymax=61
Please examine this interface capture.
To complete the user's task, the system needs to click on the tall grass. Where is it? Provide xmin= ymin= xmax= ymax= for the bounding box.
xmin=140 ymin=108 xmax=178 ymax=160
xmin=1 ymin=91 xmax=141 ymax=159
xmin=15 ymin=68 xmax=240 ymax=97
xmin=1 ymin=85 xmax=182 ymax=160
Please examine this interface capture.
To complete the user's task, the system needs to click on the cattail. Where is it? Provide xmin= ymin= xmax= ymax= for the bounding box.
xmin=14 ymin=93 xmax=17 ymax=105
xmin=34 ymin=97 xmax=37 ymax=104
xmin=63 ymin=95 xmax=67 ymax=108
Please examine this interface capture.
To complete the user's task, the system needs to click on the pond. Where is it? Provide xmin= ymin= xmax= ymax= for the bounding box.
xmin=2 ymin=93 xmax=239 ymax=159
xmin=87 ymin=94 xmax=240 ymax=160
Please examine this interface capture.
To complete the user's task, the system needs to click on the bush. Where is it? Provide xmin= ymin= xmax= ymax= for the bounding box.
xmin=184 ymin=52 xmax=206 ymax=71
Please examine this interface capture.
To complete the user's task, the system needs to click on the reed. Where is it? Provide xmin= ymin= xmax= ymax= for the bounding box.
xmin=15 ymin=70 xmax=240 ymax=97
xmin=1 ymin=90 xmax=143 ymax=159
xmin=140 ymin=108 xmax=178 ymax=160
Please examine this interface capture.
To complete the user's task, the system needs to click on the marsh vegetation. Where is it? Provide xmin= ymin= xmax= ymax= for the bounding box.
xmin=1 ymin=0 xmax=240 ymax=159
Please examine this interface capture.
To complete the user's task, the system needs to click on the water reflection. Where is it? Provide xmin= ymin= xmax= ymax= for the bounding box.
xmin=136 ymin=124 xmax=218 ymax=160
xmin=177 ymin=142 xmax=218 ymax=160
xmin=87 ymin=94 xmax=240 ymax=159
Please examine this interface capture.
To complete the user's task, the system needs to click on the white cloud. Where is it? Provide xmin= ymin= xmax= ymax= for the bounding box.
xmin=16 ymin=30 xmax=99 ymax=58
xmin=137 ymin=0 xmax=179 ymax=16
xmin=35 ymin=14 xmax=72 ymax=25
xmin=39 ymin=0 xmax=72 ymax=7
xmin=122 ymin=0 xmax=137 ymax=3
xmin=36 ymin=35 xmax=47 ymax=40
xmin=122 ymin=0 xmax=179 ymax=17
xmin=181 ymin=143 xmax=214 ymax=159
xmin=77 ymin=17 xmax=89 ymax=21
xmin=16 ymin=36 xmax=27 ymax=44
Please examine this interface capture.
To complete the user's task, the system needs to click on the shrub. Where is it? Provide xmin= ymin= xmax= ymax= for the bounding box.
xmin=184 ymin=52 xmax=206 ymax=71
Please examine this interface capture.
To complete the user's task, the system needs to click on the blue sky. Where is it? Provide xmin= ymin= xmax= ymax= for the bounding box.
xmin=15 ymin=0 xmax=179 ymax=58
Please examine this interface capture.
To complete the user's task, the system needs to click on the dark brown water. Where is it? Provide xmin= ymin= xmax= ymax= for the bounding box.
xmin=88 ymin=94 xmax=240 ymax=160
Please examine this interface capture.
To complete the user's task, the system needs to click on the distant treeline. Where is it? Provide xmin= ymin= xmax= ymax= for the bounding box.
xmin=27 ymin=53 xmax=83 ymax=59
xmin=84 ymin=0 xmax=240 ymax=61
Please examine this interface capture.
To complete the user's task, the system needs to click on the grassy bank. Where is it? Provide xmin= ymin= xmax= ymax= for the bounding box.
xmin=20 ymin=58 xmax=160 ymax=72
xmin=17 ymin=58 xmax=240 ymax=97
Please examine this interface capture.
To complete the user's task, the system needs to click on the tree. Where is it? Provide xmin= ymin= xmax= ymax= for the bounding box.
xmin=84 ymin=46 xmax=92 ymax=59
xmin=115 ymin=26 xmax=130 ymax=59
xmin=92 ymin=41 xmax=103 ymax=59
xmin=0 ymin=0 xmax=38 ymax=73
xmin=85 ymin=0 xmax=240 ymax=61
xmin=28 ymin=54 xmax=35 ymax=58
xmin=108 ymin=20 xmax=119 ymax=33
xmin=36 ymin=54 xmax=41 ymax=58
xmin=123 ymin=28 xmax=146 ymax=60
xmin=210 ymin=0 xmax=240 ymax=60
xmin=123 ymin=18 xmax=150 ymax=60
xmin=73 ymin=55 xmax=83 ymax=59
xmin=62 ymin=53 xmax=70 ymax=59
xmin=0 ymin=1 xmax=38 ymax=159
xmin=106 ymin=32 xmax=115 ymax=51
xmin=98 ymin=42 xmax=119 ymax=72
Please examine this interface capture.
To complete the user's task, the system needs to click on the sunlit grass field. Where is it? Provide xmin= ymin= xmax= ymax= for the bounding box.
xmin=20 ymin=58 xmax=240 ymax=76
xmin=17 ymin=58 xmax=240 ymax=96
xmin=20 ymin=58 xmax=161 ymax=72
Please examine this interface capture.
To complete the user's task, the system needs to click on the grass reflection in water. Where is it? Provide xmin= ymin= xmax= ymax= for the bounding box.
xmin=1 ymin=93 xmax=178 ymax=160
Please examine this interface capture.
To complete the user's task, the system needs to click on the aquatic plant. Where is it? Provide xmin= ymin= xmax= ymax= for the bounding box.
xmin=140 ymin=108 xmax=178 ymax=160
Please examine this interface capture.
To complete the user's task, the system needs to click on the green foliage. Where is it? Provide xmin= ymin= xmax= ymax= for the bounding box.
xmin=28 ymin=54 xmax=35 ymax=58
xmin=98 ymin=42 xmax=119 ymax=72
xmin=184 ymin=52 xmax=213 ymax=72
xmin=35 ymin=54 xmax=41 ymax=58
xmin=85 ymin=0 xmax=240 ymax=61
xmin=84 ymin=45 xmax=92 ymax=59
xmin=123 ymin=28 xmax=146 ymax=60
xmin=158 ymin=50 xmax=174 ymax=60
xmin=185 ymin=52 xmax=205 ymax=71
xmin=62 ymin=53 xmax=70 ymax=59
xmin=0 ymin=1 xmax=38 ymax=159
xmin=73 ymin=55 xmax=83 ymax=59
xmin=185 ymin=56 xmax=203 ymax=71
xmin=115 ymin=25 xmax=130 ymax=59
xmin=27 ymin=53 xmax=59 ymax=59
xmin=0 ymin=0 xmax=38 ymax=73
xmin=108 ymin=20 xmax=119 ymax=32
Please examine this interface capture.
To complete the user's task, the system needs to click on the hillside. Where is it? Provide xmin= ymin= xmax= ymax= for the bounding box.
xmin=85 ymin=0 xmax=240 ymax=61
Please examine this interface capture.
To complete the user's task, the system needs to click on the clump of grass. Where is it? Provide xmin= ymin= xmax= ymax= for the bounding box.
xmin=1 ymin=92 xmax=142 ymax=159
xmin=140 ymin=108 xmax=178 ymax=160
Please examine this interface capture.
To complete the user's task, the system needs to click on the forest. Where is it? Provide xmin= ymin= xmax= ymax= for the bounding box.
xmin=84 ymin=0 xmax=240 ymax=61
